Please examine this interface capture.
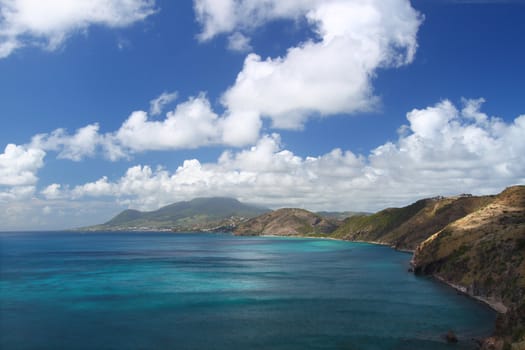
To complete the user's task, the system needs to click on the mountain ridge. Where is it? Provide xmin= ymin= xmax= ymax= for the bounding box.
xmin=80 ymin=197 xmax=270 ymax=232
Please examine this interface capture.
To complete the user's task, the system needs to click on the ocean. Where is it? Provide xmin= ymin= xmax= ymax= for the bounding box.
xmin=0 ymin=232 xmax=495 ymax=349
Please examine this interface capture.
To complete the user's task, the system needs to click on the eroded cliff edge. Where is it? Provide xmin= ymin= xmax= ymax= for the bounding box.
xmin=412 ymin=186 xmax=525 ymax=349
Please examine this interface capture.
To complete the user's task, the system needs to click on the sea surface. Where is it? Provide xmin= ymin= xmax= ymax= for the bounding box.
xmin=0 ymin=232 xmax=495 ymax=350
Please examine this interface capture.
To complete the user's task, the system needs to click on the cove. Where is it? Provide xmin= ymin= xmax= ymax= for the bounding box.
xmin=0 ymin=232 xmax=495 ymax=349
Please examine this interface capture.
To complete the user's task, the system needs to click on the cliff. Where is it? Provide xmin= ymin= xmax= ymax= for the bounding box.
xmin=234 ymin=186 xmax=524 ymax=347
xmin=412 ymin=186 xmax=525 ymax=349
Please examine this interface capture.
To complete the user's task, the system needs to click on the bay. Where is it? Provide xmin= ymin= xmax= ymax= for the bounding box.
xmin=0 ymin=232 xmax=495 ymax=349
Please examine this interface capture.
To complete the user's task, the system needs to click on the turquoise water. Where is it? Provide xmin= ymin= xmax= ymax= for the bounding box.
xmin=0 ymin=232 xmax=495 ymax=349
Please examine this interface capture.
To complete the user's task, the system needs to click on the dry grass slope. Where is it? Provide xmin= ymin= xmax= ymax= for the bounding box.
xmin=412 ymin=186 xmax=525 ymax=348
xmin=234 ymin=208 xmax=338 ymax=236
xmin=332 ymin=195 xmax=493 ymax=250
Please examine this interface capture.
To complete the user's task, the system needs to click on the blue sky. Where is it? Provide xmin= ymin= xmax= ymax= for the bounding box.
xmin=0 ymin=0 xmax=524 ymax=230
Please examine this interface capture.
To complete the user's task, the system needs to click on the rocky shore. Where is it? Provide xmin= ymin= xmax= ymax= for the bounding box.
xmin=235 ymin=185 xmax=525 ymax=349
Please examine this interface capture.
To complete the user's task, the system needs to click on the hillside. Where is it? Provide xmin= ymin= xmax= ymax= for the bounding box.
xmin=82 ymin=197 xmax=269 ymax=232
xmin=332 ymin=194 xmax=493 ymax=251
xmin=316 ymin=211 xmax=370 ymax=221
xmin=412 ymin=186 xmax=525 ymax=349
xmin=234 ymin=208 xmax=338 ymax=236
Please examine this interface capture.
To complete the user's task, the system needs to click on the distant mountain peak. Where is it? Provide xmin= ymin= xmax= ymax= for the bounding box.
xmin=82 ymin=197 xmax=270 ymax=232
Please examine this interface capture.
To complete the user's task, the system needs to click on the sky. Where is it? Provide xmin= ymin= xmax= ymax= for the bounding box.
xmin=0 ymin=0 xmax=524 ymax=230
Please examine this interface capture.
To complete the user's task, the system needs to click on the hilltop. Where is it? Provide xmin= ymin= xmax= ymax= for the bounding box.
xmin=81 ymin=197 xmax=269 ymax=232
xmin=332 ymin=194 xmax=494 ymax=250
xmin=234 ymin=208 xmax=338 ymax=236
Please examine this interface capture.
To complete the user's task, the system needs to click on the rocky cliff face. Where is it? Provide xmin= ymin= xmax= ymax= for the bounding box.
xmin=233 ymin=208 xmax=338 ymax=236
xmin=412 ymin=186 xmax=525 ymax=349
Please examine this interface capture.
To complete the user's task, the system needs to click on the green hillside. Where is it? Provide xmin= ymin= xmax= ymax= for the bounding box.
xmin=331 ymin=199 xmax=428 ymax=245
xmin=332 ymin=195 xmax=494 ymax=251
xmin=81 ymin=197 xmax=269 ymax=232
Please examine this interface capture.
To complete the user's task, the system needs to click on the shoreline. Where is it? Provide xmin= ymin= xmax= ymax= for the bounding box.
xmin=432 ymin=275 xmax=508 ymax=314
xmin=39 ymin=230 xmax=510 ymax=316
xmin=255 ymin=233 xmax=506 ymax=315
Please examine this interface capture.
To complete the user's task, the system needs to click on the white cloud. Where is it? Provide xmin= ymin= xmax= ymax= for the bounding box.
xmin=72 ymin=176 xmax=113 ymax=198
xmin=194 ymin=0 xmax=318 ymax=41
xmin=2 ymin=99 xmax=523 ymax=230
xmin=0 ymin=185 xmax=35 ymax=202
xmin=149 ymin=91 xmax=178 ymax=116
xmin=61 ymin=99 xmax=525 ymax=213
xmin=116 ymin=93 xmax=222 ymax=151
xmin=31 ymin=124 xmax=101 ymax=161
xmin=0 ymin=143 xmax=45 ymax=186
xmin=227 ymin=32 xmax=252 ymax=52
xmin=24 ymin=94 xmax=228 ymax=160
xmin=0 ymin=195 xmax=121 ymax=230
xmin=41 ymin=183 xmax=63 ymax=200
xmin=5 ymin=1 xmax=422 ymax=162
xmin=218 ymin=0 xmax=422 ymax=129
xmin=0 ymin=0 xmax=156 ymax=58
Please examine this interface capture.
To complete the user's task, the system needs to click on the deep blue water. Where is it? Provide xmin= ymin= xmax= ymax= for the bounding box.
xmin=0 ymin=232 xmax=495 ymax=349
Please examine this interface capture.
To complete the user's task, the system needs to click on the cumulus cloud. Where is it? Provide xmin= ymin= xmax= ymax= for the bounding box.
xmin=194 ymin=0 xmax=317 ymax=41
xmin=56 ymin=99 xmax=525 ymax=213
xmin=116 ymin=93 xmax=222 ymax=151
xmin=149 ymin=91 xmax=178 ymax=116
xmin=0 ymin=185 xmax=35 ymax=202
xmin=227 ymin=32 xmax=252 ymax=52
xmin=31 ymin=124 xmax=101 ymax=161
xmin=192 ymin=0 xmax=423 ymax=130
xmin=27 ymin=94 xmax=231 ymax=159
xmin=0 ymin=143 xmax=45 ymax=186
xmin=72 ymin=176 xmax=113 ymax=198
xmin=41 ymin=183 xmax=63 ymax=200
xmin=0 ymin=0 xmax=156 ymax=58
xmin=3 ymin=98 xmax=524 ymax=230
xmin=6 ymin=1 xmax=422 ymax=162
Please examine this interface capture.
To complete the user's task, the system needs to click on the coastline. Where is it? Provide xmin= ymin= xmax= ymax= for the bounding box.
xmin=432 ymin=275 xmax=508 ymax=314
xmin=255 ymin=233 xmax=505 ymax=315
xmin=72 ymin=230 xmax=511 ymax=318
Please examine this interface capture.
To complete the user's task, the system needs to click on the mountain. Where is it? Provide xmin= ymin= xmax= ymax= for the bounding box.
xmin=412 ymin=186 xmax=525 ymax=349
xmin=332 ymin=194 xmax=494 ymax=251
xmin=234 ymin=208 xmax=338 ymax=236
xmin=82 ymin=197 xmax=270 ymax=232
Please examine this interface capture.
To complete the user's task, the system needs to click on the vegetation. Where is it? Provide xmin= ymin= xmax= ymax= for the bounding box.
xmin=412 ymin=186 xmax=525 ymax=349
xmin=79 ymin=197 xmax=269 ymax=232
xmin=234 ymin=208 xmax=338 ymax=236
xmin=235 ymin=186 xmax=525 ymax=348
